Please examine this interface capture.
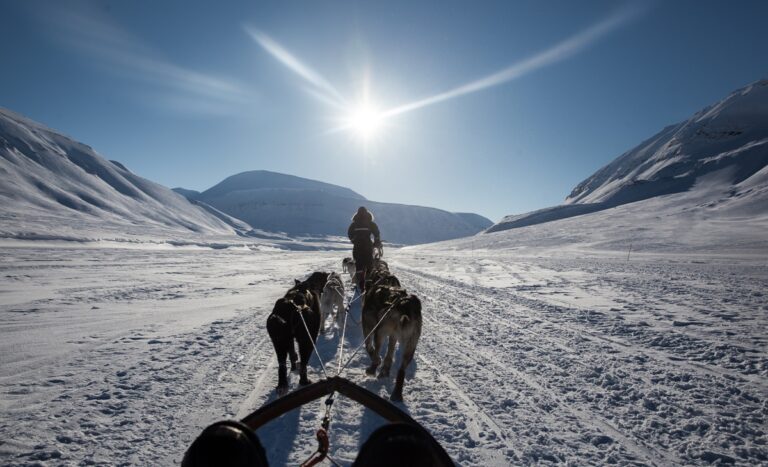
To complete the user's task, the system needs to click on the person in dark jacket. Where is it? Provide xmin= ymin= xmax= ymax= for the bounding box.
xmin=347 ymin=206 xmax=381 ymax=290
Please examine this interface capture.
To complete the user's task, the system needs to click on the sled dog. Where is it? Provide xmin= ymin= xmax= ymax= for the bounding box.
xmin=342 ymin=257 xmax=356 ymax=281
xmin=320 ymin=272 xmax=345 ymax=331
xmin=266 ymin=272 xmax=328 ymax=395
xmin=362 ymin=284 xmax=422 ymax=401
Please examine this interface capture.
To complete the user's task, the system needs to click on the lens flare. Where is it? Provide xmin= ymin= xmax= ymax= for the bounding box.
xmin=246 ymin=5 xmax=645 ymax=145
xmin=344 ymin=103 xmax=383 ymax=140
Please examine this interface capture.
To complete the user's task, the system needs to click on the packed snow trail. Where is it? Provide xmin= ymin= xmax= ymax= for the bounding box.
xmin=391 ymin=252 xmax=767 ymax=465
xmin=1 ymin=246 xmax=766 ymax=465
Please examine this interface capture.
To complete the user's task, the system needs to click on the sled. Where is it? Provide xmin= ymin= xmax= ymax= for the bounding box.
xmin=184 ymin=376 xmax=454 ymax=466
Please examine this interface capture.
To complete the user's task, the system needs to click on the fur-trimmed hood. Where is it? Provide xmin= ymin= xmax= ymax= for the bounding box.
xmin=352 ymin=207 xmax=374 ymax=222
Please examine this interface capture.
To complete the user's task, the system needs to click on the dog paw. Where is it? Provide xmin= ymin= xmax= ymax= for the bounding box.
xmin=365 ymin=365 xmax=377 ymax=375
xmin=276 ymin=385 xmax=288 ymax=396
xmin=377 ymin=370 xmax=390 ymax=379
xmin=299 ymin=378 xmax=312 ymax=386
xmin=389 ymin=392 xmax=403 ymax=402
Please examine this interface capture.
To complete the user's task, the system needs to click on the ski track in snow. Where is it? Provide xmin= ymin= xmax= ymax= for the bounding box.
xmin=1 ymin=246 xmax=766 ymax=466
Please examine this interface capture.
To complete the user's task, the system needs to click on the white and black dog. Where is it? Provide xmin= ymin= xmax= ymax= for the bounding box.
xmin=342 ymin=257 xmax=356 ymax=282
xmin=362 ymin=284 xmax=422 ymax=401
xmin=319 ymin=272 xmax=345 ymax=332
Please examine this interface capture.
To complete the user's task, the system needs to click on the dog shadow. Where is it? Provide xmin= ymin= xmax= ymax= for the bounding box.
xmin=354 ymin=354 xmax=420 ymax=453
xmin=255 ymin=401 xmax=301 ymax=466
xmin=353 ymin=329 xmax=422 ymax=452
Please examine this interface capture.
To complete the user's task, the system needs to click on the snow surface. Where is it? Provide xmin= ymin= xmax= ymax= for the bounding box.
xmin=1 ymin=242 xmax=765 ymax=465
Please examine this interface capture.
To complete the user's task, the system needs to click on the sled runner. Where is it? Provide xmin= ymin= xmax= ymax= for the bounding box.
xmin=183 ymin=376 xmax=454 ymax=466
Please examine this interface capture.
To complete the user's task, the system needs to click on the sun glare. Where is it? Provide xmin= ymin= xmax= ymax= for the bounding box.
xmin=344 ymin=102 xmax=383 ymax=140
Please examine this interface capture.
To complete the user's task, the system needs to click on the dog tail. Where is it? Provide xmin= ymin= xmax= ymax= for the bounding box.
xmin=398 ymin=295 xmax=421 ymax=326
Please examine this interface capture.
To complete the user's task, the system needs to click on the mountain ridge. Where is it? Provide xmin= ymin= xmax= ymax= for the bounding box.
xmin=181 ymin=171 xmax=493 ymax=244
xmin=487 ymin=78 xmax=768 ymax=234
xmin=201 ymin=170 xmax=366 ymax=201
xmin=0 ymin=107 xmax=250 ymax=241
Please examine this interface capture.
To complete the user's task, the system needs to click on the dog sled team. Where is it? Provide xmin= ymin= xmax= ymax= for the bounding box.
xmin=266 ymin=207 xmax=422 ymax=401
xmin=182 ymin=207 xmax=451 ymax=467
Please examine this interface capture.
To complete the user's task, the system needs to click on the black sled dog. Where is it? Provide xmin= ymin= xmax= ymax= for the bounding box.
xmin=266 ymin=272 xmax=329 ymax=395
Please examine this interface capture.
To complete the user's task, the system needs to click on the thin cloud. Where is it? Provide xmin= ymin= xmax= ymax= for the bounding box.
xmin=244 ymin=4 xmax=646 ymax=128
xmin=44 ymin=5 xmax=250 ymax=115
xmin=382 ymin=4 xmax=647 ymax=118
xmin=244 ymin=26 xmax=347 ymax=107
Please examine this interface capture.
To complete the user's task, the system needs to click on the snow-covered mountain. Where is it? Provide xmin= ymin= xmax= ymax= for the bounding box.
xmin=0 ymin=108 xmax=250 ymax=242
xmin=454 ymin=212 xmax=495 ymax=231
xmin=171 ymin=187 xmax=202 ymax=200
xmin=487 ymin=79 xmax=768 ymax=234
xmin=181 ymin=170 xmax=493 ymax=245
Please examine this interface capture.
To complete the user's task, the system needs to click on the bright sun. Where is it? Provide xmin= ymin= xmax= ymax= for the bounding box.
xmin=345 ymin=103 xmax=383 ymax=140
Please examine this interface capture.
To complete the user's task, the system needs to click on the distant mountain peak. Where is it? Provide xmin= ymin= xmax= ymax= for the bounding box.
xmin=196 ymin=171 xmax=491 ymax=244
xmin=201 ymin=170 xmax=366 ymax=200
xmin=565 ymin=78 xmax=768 ymax=207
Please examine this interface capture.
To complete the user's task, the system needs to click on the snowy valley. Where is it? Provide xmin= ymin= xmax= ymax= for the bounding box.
xmin=1 ymin=79 xmax=767 ymax=466
xmin=0 ymin=105 xmax=490 ymax=248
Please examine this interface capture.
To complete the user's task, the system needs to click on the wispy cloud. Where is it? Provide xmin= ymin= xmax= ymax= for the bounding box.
xmin=43 ymin=5 xmax=251 ymax=116
xmin=244 ymin=4 xmax=645 ymax=128
xmin=243 ymin=26 xmax=347 ymax=107
xmin=383 ymin=4 xmax=646 ymax=118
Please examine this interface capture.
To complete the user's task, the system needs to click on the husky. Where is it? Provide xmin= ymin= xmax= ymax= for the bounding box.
xmin=363 ymin=259 xmax=400 ymax=293
xmin=342 ymin=257 xmax=356 ymax=281
xmin=301 ymin=271 xmax=330 ymax=296
xmin=266 ymin=273 xmax=328 ymax=395
xmin=319 ymin=272 xmax=345 ymax=332
xmin=361 ymin=284 xmax=422 ymax=401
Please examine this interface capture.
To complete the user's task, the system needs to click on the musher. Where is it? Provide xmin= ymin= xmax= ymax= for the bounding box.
xmin=347 ymin=206 xmax=381 ymax=291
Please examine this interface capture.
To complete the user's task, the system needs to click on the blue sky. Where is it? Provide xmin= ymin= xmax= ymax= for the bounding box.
xmin=1 ymin=0 xmax=766 ymax=221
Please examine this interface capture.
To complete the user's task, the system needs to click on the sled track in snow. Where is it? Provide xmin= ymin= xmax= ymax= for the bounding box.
xmin=410 ymin=285 xmax=679 ymax=466
xmin=398 ymin=265 xmax=757 ymax=465
xmin=418 ymin=353 xmax=523 ymax=461
xmin=492 ymin=260 xmax=768 ymax=388
xmin=398 ymin=264 xmax=744 ymax=417
xmin=399 ymin=264 xmax=765 ymax=389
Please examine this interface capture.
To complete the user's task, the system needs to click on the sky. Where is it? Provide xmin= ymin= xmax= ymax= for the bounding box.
xmin=1 ymin=0 xmax=767 ymax=222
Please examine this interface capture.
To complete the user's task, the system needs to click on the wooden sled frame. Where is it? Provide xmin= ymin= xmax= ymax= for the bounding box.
xmin=242 ymin=376 xmax=418 ymax=428
xmin=240 ymin=376 xmax=454 ymax=465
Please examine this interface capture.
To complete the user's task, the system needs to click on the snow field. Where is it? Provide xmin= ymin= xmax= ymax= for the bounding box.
xmin=1 ymin=245 xmax=766 ymax=465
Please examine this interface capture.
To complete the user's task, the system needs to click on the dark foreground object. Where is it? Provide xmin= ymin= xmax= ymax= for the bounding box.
xmin=182 ymin=420 xmax=268 ymax=467
xmin=182 ymin=376 xmax=454 ymax=466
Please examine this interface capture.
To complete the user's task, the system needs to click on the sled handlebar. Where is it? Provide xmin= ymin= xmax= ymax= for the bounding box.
xmin=241 ymin=376 xmax=414 ymax=429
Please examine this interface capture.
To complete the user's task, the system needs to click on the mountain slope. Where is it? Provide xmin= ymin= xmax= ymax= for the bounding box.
xmin=172 ymin=187 xmax=201 ymax=200
xmin=0 ymin=108 xmax=248 ymax=241
xmin=425 ymin=169 xmax=768 ymax=256
xmin=487 ymin=79 xmax=768 ymax=234
xmin=201 ymin=170 xmax=365 ymax=200
xmin=193 ymin=171 xmax=493 ymax=245
xmin=453 ymin=212 xmax=494 ymax=231
xmin=567 ymin=79 xmax=768 ymax=206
